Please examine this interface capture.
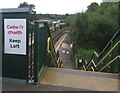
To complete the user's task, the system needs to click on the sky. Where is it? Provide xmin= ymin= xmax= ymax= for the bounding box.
xmin=0 ymin=0 xmax=103 ymax=14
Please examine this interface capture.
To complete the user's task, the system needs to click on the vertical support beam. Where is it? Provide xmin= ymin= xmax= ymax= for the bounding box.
xmin=38 ymin=27 xmax=46 ymax=68
xmin=118 ymin=41 xmax=120 ymax=91
xmin=118 ymin=1 xmax=120 ymax=26
xmin=44 ymin=23 xmax=49 ymax=66
xmin=118 ymin=42 xmax=120 ymax=73
xmin=111 ymin=39 xmax=114 ymax=73
xmin=34 ymin=22 xmax=39 ymax=84
xmin=0 ymin=9 xmax=2 ymax=92
xmin=33 ymin=22 xmax=49 ymax=84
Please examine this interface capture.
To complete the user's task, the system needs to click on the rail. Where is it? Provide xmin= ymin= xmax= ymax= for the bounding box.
xmin=47 ymin=37 xmax=63 ymax=68
xmin=96 ymin=41 xmax=120 ymax=67
xmin=81 ymin=30 xmax=120 ymax=73
xmin=99 ymin=56 xmax=120 ymax=72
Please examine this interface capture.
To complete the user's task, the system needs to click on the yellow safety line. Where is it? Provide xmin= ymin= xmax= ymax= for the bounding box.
xmin=96 ymin=41 xmax=120 ymax=67
xmin=85 ymin=60 xmax=87 ymax=65
xmin=86 ymin=60 xmax=92 ymax=69
xmin=91 ymin=60 xmax=97 ymax=67
xmin=57 ymin=57 xmax=60 ymax=64
xmin=88 ymin=66 xmax=95 ymax=72
xmin=91 ymin=67 xmax=95 ymax=72
xmin=61 ymin=64 xmax=63 ymax=68
xmin=55 ymin=33 xmax=68 ymax=52
xmin=83 ymin=65 xmax=86 ymax=71
xmin=98 ymin=56 xmax=120 ymax=72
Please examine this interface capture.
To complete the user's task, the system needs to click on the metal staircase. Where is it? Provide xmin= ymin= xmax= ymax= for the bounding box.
xmin=81 ymin=30 xmax=120 ymax=73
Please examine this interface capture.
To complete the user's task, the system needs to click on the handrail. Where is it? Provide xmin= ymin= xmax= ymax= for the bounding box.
xmin=85 ymin=51 xmax=98 ymax=69
xmin=88 ymin=66 xmax=95 ymax=71
xmin=91 ymin=67 xmax=95 ymax=72
xmin=47 ymin=37 xmax=51 ymax=53
xmin=47 ymin=37 xmax=57 ymax=63
xmin=85 ymin=40 xmax=119 ymax=72
xmin=96 ymin=41 xmax=120 ymax=67
xmin=47 ymin=37 xmax=56 ymax=58
xmin=83 ymin=65 xmax=86 ymax=71
xmin=91 ymin=60 xmax=97 ymax=67
xmin=83 ymin=30 xmax=119 ymax=73
xmin=86 ymin=60 xmax=96 ymax=69
xmin=98 ymin=56 xmax=120 ymax=72
xmin=99 ymin=30 xmax=120 ymax=57
xmin=57 ymin=57 xmax=60 ymax=64
xmin=47 ymin=37 xmax=62 ymax=67
xmin=86 ymin=60 xmax=92 ymax=69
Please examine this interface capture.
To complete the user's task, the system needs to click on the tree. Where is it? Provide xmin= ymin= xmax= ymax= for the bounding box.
xmin=87 ymin=2 xmax=99 ymax=12
xmin=18 ymin=2 xmax=36 ymax=14
xmin=66 ymin=2 xmax=118 ymax=60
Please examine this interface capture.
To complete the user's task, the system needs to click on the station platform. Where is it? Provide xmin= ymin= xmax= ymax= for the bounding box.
xmin=57 ymin=34 xmax=76 ymax=69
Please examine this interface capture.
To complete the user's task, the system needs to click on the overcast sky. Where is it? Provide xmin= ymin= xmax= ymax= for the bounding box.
xmin=0 ymin=0 xmax=103 ymax=14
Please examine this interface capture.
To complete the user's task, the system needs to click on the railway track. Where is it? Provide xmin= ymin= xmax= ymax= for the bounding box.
xmin=28 ymin=27 xmax=69 ymax=46
xmin=51 ymin=27 xmax=69 ymax=44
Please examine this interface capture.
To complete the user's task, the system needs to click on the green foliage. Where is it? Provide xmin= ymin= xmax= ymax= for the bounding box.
xmin=38 ymin=14 xmax=67 ymax=20
xmin=18 ymin=2 xmax=37 ymax=21
xmin=18 ymin=2 xmax=36 ymax=14
xmin=66 ymin=2 xmax=118 ymax=60
xmin=87 ymin=2 xmax=99 ymax=12
xmin=77 ymin=48 xmax=94 ymax=61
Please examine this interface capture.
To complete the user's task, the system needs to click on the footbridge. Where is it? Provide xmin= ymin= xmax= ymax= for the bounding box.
xmin=1 ymin=8 xmax=119 ymax=92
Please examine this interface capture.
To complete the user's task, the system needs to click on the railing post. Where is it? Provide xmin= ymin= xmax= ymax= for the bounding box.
xmin=34 ymin=22 xmax=39 ymax=84
xmin=118 ymin=42 xmax=120 ymax=73
xmin=110 ymin=40 xmax=113 ymax=73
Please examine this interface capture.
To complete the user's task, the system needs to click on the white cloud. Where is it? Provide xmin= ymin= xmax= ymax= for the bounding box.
xmin=0 ymin=0 xmax=103 ymax=14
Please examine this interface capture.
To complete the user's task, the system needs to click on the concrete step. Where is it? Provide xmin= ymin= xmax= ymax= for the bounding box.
xmin=40 ymin=67 xmax=119 ymax=91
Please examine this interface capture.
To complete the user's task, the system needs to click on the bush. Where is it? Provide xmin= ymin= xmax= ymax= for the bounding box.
xmin=66 ymin=2 xmax=118 ymax=60
xmin=77 ymin=48 xmax=94 ymax=61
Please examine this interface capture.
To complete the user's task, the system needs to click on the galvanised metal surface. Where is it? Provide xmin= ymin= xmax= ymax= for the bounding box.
xmin=1 ymin=8 xmax=30 ymax=80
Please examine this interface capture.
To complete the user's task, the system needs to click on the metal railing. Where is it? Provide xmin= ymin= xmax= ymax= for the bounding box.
xmin=99 ymin=55 xmax=120 ymax=72
xmin=82 ymin=30 xmax=120 ymax=73
xmin=27 ymin=21 xmax=63 ymax=84
xmin=47 ymin=37 xmax=63 ymax=68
